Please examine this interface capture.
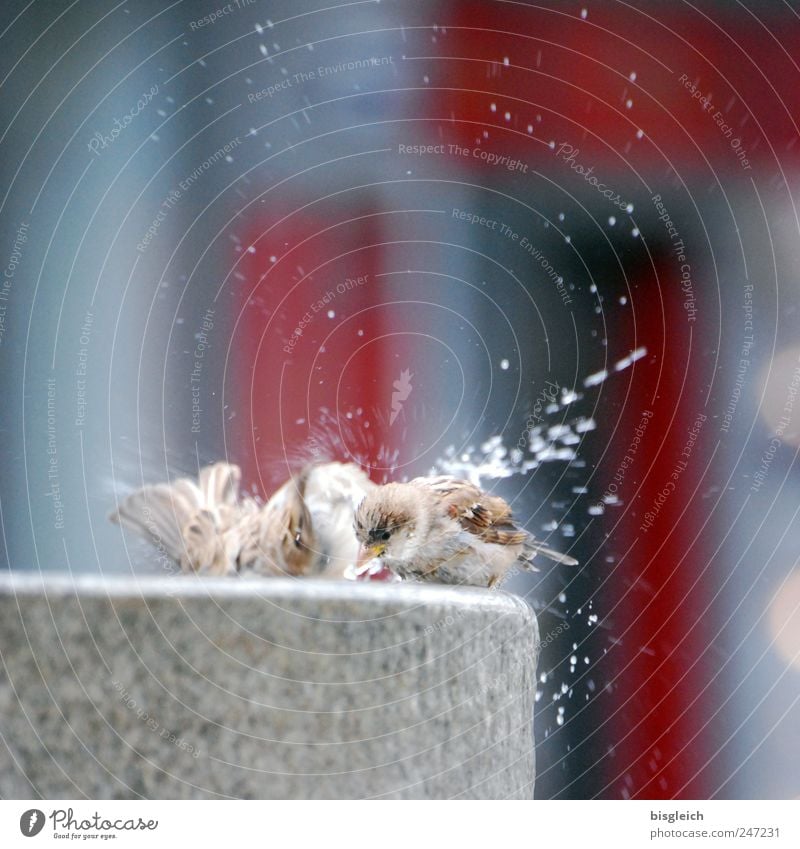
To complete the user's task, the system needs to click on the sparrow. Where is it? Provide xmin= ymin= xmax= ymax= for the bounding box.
xmin=111 ymin=461 xmax=374 ymax=578
xmin=354 ymin=475 xmax=577 ymax=588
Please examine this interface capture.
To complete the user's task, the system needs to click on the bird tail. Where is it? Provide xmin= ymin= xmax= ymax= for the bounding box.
xmin=522 ymin=538 xmax=578 ymax=568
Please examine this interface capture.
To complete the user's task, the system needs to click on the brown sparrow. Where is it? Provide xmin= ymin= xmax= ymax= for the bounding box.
xmin=354 ymin=475 xmax=577 ymax=587
xmin=111 ymin=461 xmax=373 ymax=578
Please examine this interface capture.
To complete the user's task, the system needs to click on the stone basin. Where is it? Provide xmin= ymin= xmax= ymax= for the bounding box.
xmin=0 ymin=573 xmax=538 ymax=799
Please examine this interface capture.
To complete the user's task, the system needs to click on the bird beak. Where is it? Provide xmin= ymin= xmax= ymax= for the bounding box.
xmin=356 ymin=543 xmax=385 ymax=569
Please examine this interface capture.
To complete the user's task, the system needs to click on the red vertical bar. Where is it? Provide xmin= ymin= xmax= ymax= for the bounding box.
xmin=602 ymin=257 xmax=716 ymax=798
xmin=232 ymin=212 xmax=387 ymax=495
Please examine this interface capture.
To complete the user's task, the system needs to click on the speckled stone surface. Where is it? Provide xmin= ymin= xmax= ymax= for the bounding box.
xmin=0 ymin=573 xmax=538 ymax=799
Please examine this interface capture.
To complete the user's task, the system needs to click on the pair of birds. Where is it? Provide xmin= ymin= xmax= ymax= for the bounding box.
xmin=111 ymin=461 xmax=576 ymax=587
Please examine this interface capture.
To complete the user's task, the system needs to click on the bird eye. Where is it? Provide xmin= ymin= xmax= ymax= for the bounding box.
xmin=381 ymin=531 xmax=391 ymax=541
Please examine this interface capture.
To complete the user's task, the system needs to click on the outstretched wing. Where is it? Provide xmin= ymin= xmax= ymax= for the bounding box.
xmin=110 ymin=462 xmax=242 ymax=574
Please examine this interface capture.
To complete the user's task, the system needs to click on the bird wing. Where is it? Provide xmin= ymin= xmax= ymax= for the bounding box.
xmin=410 ymin=476 xmax=528 ymax=547
xmin=409 ymin=475 xmax=578 ymax=564
xmin=110 ymin=481 xmax=197 ymax=563
xmin=110 ymin=463 xmax=247 ymax=574
xmin=198 ymin=461 xmax=241 ymax=509
xmin=303 ymin=462 xmax=375 ymax=575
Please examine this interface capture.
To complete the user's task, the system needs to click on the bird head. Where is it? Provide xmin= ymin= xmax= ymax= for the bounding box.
xmin=353 ymin=483 xmax=427 ymax=566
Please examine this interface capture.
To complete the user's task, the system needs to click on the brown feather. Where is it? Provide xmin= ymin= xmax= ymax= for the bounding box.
xmin=413 ymin=475 xmax=527 ymax=548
